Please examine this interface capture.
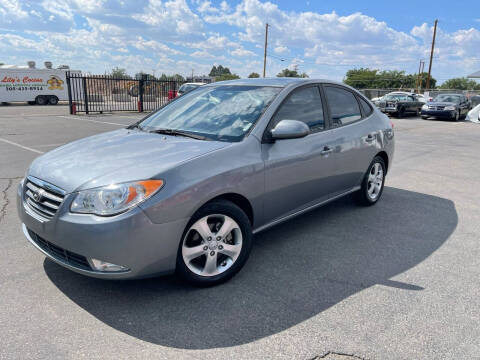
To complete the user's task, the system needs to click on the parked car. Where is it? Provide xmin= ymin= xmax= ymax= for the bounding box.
xmin=18 ymin=78 xmax=394 ymax=286
xmin=421 ymin=93 xmax=471 ymax=121
xmin=377 ymin=92 xmax=424 ymax=117
xmin=177 ymin=82 xmax=205 ymax=96
xmin=468 ymin=95 xmax=480 ymax=108
xmin=466 ymin=104 xmax=480 ymax=123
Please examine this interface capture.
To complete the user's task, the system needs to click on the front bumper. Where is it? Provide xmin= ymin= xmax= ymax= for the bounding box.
xmin=421 ymin=110 xmax=455 ymax=119
xmin=383 ymin=107 xmax=398 ymax=114
xmin=17 ymin=182 xmax=189 ymax=279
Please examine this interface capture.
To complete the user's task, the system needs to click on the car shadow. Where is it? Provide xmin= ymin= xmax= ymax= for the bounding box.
xmin=44 ymin=186 xmax=457 ymax=349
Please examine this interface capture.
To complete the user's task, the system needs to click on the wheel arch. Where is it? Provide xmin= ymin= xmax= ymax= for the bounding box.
xmin=202 ymin=193 xmax=254 ymax=226
xmin=376 ymin=151 xmax=389 ymax=173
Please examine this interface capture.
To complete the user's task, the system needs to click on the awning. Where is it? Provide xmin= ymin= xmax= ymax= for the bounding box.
xmin=467 ymin=70 xmax=480 ymax=78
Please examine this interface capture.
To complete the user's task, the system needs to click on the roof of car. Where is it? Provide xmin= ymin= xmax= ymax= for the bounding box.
xmin=205 ymin=77 xmax=343 ymax=87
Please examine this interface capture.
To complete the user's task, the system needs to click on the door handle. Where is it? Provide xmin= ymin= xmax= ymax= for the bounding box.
xmin=365 ymin=134 xmax=375 ymax=142
xmin=320 ymin=146 xmax=333 ymax=155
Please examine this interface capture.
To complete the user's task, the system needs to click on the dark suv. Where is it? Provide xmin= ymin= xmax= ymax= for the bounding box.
xmin=421 ymin=94 xmax=471 ymax=121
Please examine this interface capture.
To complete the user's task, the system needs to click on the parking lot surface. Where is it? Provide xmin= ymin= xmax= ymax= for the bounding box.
xmin=1 ymin=105 xmax=479 ymax=359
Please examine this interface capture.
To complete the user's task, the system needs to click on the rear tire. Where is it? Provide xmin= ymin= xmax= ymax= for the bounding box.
xmin=35 ymin=96 xmax=48 ymax=105
xmin=355 ymin=156 xmax=386 ymax=206
xmin=48 ymin=96 xmax=59 ymax=105
xmin=176 ymin=200 xmax=252 ymax=286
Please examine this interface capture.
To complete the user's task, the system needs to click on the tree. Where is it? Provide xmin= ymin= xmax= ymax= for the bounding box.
xmin=135 ymin=72 xmax=155 ymax=80
xmin=215 ymin=74 xmax=241 ymax=81
xmin=248 ymin=72 xmax=260 ymax=78
xmin=172 ymin=74 xmax=185 ymax=82
xmin=439 ymin=77 xmax=480 ymax=90
xmin=344 ymin=68 xmax=436 ymax=89
xmin=276 ymin=68 xmax=309 ymax=78
xmin=344 ymin=68 xmax=378 ymax=88
xmin=209 ymin=65 xmax=232 ymax=77
xmin=110 ymin=67 xmax=130 ymax=79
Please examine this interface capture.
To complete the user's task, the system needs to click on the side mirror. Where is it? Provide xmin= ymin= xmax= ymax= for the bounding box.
xmin=270 ymin=120 xmax=310 ymax=140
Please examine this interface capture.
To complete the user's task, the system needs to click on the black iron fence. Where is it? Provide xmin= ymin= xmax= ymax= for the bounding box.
xmin=66 ymin=73 xmax=185 ymax=114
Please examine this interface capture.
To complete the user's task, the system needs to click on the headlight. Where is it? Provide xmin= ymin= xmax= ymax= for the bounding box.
xmin=421 ymin=104 xmax=428 ymax=110
xmin=70 ymin=180 xmax=164 ymax=216
xmin=444 ymin=106 xmax=455 ymax=111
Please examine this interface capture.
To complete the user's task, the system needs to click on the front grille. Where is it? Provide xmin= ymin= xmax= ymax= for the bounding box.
xmin=28 ymin=229 xmax=91 ymax=270
xmin=429 ymin=105 xmax=445 ymax=111
xmin=24 ymin=177 xmax=65 ymax=220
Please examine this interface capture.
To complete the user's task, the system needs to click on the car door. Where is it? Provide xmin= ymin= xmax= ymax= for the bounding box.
xmin=322 ymin=85 xmax=379 ymax=192
xmin=407 ymin=95 xmax=417 ymax=113
xmin=261 ymin=85 xmax=337 ymax=223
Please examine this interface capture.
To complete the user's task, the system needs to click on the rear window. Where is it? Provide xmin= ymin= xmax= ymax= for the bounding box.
xmin=359 ymin=97 xmax=373 ymax=117
xmin=325 ymin=86 xmax=362 ymax=126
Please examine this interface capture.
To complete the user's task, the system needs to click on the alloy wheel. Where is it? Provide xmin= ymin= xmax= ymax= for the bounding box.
xmin=182 ymin=214 xmax=243 ymax=277
xmin=367 ymin=162 xmax=384 ymax=200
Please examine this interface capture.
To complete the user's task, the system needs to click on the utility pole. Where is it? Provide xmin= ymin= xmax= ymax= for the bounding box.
xmin=191 ymin=69 xmax=194 ymax=81
xmin=263 ymin=23 xmax=269 ymax=78
xmin=426 ymin=19 xmax=438 ymax=90
xmin=416 ymin=59 xmax=425 ymax=93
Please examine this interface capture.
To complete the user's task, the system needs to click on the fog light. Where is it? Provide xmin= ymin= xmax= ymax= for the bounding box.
xmin=89 ymin=258 xmax=129 ymax=272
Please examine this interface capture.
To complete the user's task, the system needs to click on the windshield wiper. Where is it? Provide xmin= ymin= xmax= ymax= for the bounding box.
xmin=149 ymin=128 xmax=208 ymax=140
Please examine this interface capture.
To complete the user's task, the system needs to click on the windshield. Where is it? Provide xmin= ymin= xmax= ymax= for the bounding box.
xmin=433 ymin=94 xmax=461 ymax=103
xmin=384 ymin=94 xmax=408 ymax=101
xmin=139 ymin=85 xmax=281 ymax=142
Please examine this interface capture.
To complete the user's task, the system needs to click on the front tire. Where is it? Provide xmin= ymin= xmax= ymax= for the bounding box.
xmin=453 ymin=111 xmax=459 ymax=121
xmin=396 ymin=107 xmax=405 ymax=118
xmin=355 ymin=156 xmax=386 ymax=206
xmin=176 ymin=200 xmax=252 ymax=286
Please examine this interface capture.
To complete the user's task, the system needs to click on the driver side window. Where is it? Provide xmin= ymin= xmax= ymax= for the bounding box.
xmin=272 ymin=86 xmax=325 ymax=132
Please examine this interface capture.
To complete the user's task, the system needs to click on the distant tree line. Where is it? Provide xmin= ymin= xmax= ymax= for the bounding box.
xmin=109 ymin=65 xmax=480 ymax=90
xmin=343 ymin=68 xmax=436 ymax=89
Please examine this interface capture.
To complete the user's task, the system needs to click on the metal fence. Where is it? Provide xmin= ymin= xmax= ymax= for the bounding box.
xmin=66 ymin=73 xmax=185 ymax=114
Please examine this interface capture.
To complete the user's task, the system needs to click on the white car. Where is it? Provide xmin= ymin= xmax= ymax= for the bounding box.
xmin=466 ymin=104 xmax=480 ymax=123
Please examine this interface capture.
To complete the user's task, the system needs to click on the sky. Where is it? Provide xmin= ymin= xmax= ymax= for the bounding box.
xmin=0 ymin=0 xmax=479 ymax=83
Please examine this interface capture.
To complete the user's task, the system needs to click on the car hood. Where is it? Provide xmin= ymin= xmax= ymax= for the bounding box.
xmin=427 ymin=102 xmax=458 ymax=107
xmin=28 ymin=128 xmax=229 ymax=193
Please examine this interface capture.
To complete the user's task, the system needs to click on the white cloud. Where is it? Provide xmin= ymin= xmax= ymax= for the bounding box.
xmin=133 ymin=0 xmax=203 ymax=36
xmin=41 ymin=0 xmax=74 ymax=20
xmin=0 ymin=0 xmax=28 ymax=19
xmin=230 ymin=47 xmax=256 ymax=57
xmin=1 ymin=0 xmax=479 ymax=80
xmin=274 ymin=46 xmax=288 ymax=54
xmin=197 ymin=0 xmax=218 ymax=13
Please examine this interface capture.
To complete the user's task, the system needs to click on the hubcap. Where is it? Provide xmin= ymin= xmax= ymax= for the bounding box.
xmin=367 ymin=162 xmax=384 ymax=200
xmin=182 ymin=214 xmax=242 ymax=277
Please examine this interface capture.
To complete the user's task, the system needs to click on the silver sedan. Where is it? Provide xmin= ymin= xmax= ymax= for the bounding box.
xmin=17 ymin=78 xmax=394 ymax=285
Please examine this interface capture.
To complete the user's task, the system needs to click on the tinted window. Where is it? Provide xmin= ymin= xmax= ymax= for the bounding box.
xmin=325 ymin=86 xmax=362 ymax=126
xmin=359 ymin=97 xmax=373 ymax=116
xmin=273 ymin=86 xmax=324 ymax=131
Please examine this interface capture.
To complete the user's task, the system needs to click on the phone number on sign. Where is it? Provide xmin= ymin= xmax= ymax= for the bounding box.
xmin=5 ymin=86 xmax=45 ymax=91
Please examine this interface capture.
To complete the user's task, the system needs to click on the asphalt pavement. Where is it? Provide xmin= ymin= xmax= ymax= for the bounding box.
xmin=1 ymin=105 xmax=479 ymax=359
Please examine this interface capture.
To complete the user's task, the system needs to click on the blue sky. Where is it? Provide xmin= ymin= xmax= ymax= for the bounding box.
xmin=1 ymin=0 xmax=479 ymax=83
